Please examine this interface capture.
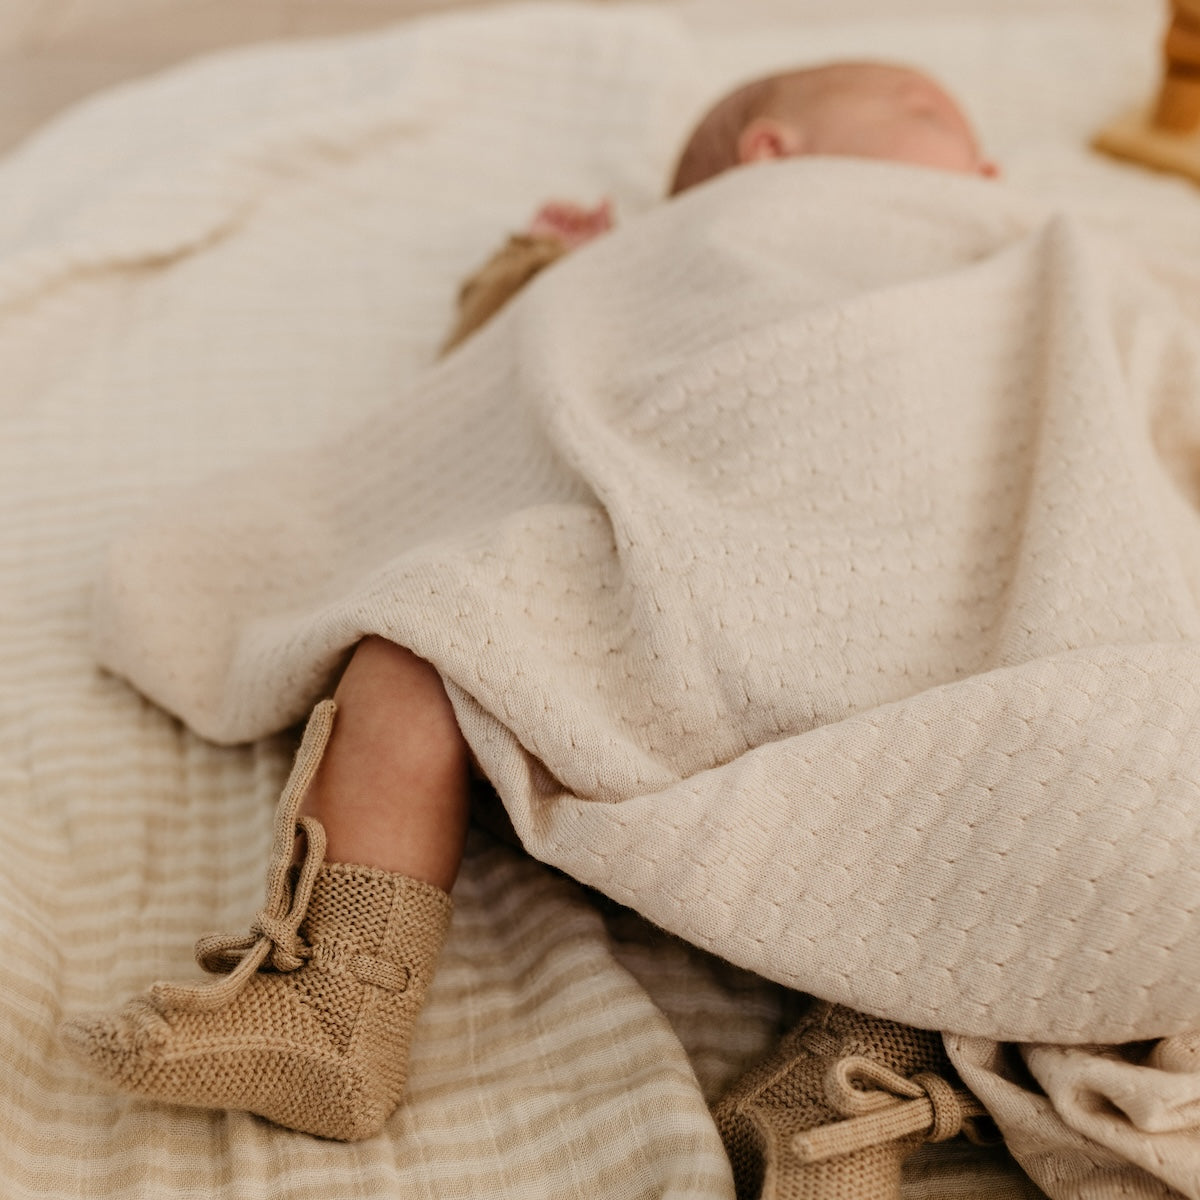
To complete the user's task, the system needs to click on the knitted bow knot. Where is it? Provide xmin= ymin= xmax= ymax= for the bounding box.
xmin=150 ymin=701 xmax=336 ymax=1014
xmin=790 ymin=1052 xmax=990 ymax=1164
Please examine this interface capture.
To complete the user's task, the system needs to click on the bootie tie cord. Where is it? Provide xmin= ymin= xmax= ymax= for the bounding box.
xmin=789 ymin=1053 xmax=990 ymax=1165
xmin=150 ymin=700 xmax=337 ymax=1013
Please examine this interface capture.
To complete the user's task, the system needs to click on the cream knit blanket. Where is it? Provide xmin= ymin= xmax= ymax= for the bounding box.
xmin=95 ymin=157 xmax=1200 ymax=1051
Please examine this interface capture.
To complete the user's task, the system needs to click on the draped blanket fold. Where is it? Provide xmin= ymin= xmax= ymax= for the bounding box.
xmin=94 ymin=159 xmax=1200 ymax=1047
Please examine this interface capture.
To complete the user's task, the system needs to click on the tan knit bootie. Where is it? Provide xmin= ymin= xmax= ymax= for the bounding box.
xmin=713 ymin=1000 xmax=992 ymax=1200
xmin=62 ymin=700 xmax=453 ymax=1141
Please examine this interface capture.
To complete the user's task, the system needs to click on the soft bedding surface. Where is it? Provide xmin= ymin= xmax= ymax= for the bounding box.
xmin=5 ymin=2 xmax=1200 ymax=1198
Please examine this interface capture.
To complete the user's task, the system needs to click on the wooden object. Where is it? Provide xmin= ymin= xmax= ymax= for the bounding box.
xmin=1095 ymin=0 xmax=1200 ymax=183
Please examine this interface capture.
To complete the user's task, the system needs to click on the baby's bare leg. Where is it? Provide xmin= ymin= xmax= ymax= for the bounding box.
xmin=301 ymin=636 xmax=470 ymax=891
xmin=62 ymin=637 xmax=466 ymax=1141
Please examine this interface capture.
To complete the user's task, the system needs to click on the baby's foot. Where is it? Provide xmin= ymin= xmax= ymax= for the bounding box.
xmin=713 ymin=1001 xmax=991 ymax=1200
xmin=63 ymin=864 xmax=451 ymax=1139
xmin=62 ymin=701 xmax=453 ymax=1141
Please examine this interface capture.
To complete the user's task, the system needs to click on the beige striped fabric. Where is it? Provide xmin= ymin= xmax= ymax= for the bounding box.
xmin=0 ymin=1 xmax=1194 ymax=1198
xmin=0 ymin=11 xmax=759 ymax=1196
xmin=0 ymin=10 xmax=783 ymax=1197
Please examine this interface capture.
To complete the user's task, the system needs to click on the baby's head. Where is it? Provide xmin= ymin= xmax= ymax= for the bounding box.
xmin=670 ymin=62 xmax=996 ymax=194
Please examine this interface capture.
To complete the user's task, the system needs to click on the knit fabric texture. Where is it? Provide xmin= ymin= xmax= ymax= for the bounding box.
xmin=715 ymin=1002 xmax=989 ymax=1200
xmin=441 ymin=233 xmax=569 ymax=354
xmin=63 ymin=702 xmax=454 ymax=1141
xmin=64 ymin=863 xmax=451 ymax=1139
xmin=93 ymin=157 xmax=1200 ymax=1051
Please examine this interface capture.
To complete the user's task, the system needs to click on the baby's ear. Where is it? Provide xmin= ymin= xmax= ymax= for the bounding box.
xmin=737 ymin=117 xmax=806 ymax=165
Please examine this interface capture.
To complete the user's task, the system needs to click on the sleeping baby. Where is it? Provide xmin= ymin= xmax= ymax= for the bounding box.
xmin=63 ymin=56 xmax=998 ymax=1199
xmin=445 ymin=60 xmax=996 ymax=350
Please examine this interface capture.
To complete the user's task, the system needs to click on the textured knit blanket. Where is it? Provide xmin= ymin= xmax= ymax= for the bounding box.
xmin=11 ymin=2 xmax=1200 ymax=1198
xmin=93 ymin=153 xmax=1200 ymax=1050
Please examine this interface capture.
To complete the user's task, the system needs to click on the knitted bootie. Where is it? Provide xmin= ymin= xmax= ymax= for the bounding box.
xmin=713 ymin=1000 xmax=992 ymax=1200
xmin=62 ymin=700 xmax=453 ymax=1141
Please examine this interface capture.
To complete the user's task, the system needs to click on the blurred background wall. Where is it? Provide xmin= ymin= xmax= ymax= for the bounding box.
xmin=0 ymin=0 xmax=543 ymax=154
xmin=0 ymin=0 xmax=1160 ymax=156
